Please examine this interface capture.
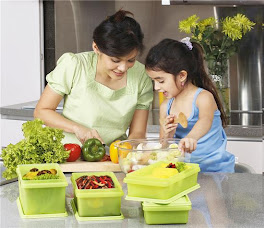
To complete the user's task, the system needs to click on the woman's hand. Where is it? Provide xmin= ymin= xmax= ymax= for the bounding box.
xmin=73 ymin=125 xmax=104 ymax=145
xmin=160 ymin=114 xmax=178 ymax=138
xmin=179 ymin=138 xmax=197 ymax=153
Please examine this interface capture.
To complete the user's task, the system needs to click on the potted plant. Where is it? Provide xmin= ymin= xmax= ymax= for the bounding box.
xmin=179 ymin=14 xmax=255 ymax=119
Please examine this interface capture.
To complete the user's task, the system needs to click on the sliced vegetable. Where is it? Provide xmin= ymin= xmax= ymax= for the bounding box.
xmin=75 ymin=175 xmax=114 ymax=189
xmin=82 ymin=138 xmax=106 ymax=162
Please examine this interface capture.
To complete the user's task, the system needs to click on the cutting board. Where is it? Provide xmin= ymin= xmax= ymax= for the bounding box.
xmin=59 ymin=160 xmax=121 ymax=172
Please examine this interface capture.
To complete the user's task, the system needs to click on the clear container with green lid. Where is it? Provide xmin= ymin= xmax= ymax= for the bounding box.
xmin=71 ymin=172 xmax=124 ymax=218
xmin=16 ymin=163 xmax=68 ymax=217
xmin=142 ymin=195 xmax=192 ymax=224
xmin=124 ymin=161 xmax=200 ymax=202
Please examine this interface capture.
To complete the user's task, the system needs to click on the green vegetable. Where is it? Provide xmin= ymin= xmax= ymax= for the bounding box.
xmin=82 ymin=138 xmax=106 ymax=162
xmin=22 ymin=173 xmax=59 ymax=180
xmin=1 ymin=119 xmax=70 ymax=180
xmin=175 ymin=162 xmax=187 ymax=172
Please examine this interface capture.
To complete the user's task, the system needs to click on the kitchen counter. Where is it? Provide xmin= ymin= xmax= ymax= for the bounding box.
xmin=0 ymin=100 xmax=262 ymax=141
xmin=1 ymin=170 xmax=264 ymax=228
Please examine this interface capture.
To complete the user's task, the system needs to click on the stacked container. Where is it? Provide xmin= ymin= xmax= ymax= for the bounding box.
xmin=16 ymin=163 xmax=68 ymax=218
xmin=123 ymin=161 xmax=200 ymax=224
xmin=70 ymin=171 xmax=124 ymax=221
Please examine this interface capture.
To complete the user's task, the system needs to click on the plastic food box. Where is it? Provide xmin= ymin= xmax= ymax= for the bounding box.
xmin=124 ymin=161 xmax=200 ymax=203
xmin=71 ymin=172 xmax=124 ymax=217
xmin=116 ymin=138 xmax=184 ymax=174
xmin=142 ymin=195 xmax=192 ymax=224
xmin=16 ymin=163 xmax=68 ymax=216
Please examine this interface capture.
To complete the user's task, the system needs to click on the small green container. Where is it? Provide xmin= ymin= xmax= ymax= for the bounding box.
xmin=124 ymin=161 xmax=200 ymax=200
xmin=16 ymin=163 xmax=68 ymax=215
xmin=142 ymin=195 xmax=192 ymax=224
xmin=71 ymin=172 xmax=124 ymax=217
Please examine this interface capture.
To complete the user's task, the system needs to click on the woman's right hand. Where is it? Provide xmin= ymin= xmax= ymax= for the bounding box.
xmin=160 ymin=114 xmax=178 ymax=138
xmin=73 ymin=125 xmax=104 ymax=145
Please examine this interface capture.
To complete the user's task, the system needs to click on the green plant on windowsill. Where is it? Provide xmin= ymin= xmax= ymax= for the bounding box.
xmin=179 ymin=13 xmax=255 ymax=118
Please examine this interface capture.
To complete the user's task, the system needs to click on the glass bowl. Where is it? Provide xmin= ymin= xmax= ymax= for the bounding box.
xmin=116 ymin=138 xmax=184 ymax=173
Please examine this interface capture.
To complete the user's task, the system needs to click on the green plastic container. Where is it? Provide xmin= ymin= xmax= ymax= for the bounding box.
xmin=124 ymin=161 xmax=200 ymax=200
xmin=142 ymin=195 xmax=192 ymax=224
xmin=16 ymin=163 xmax=68 ymax=216
xmin=71 ymin=172 xmax=124 ymax=217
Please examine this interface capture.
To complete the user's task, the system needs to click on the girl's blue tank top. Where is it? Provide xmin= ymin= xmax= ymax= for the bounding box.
xmin=167 ymin=88 xmax=235 ymax=172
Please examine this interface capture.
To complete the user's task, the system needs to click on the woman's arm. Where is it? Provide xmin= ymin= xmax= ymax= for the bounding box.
xmin=128 ymin=109 xmax=149 ymax=139
xmin=34 ymin=85 xmax=104 ymax=144
xmin=179 ymin=90 xmax=217 ymax=152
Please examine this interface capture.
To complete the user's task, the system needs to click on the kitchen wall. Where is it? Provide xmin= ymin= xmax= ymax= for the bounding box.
xmin=50 ymin=0 xmax=263 ymax=128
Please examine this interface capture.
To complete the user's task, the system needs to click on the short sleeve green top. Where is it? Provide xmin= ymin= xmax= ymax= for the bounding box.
xmin=46 ymin=52 xmax=153 ymax=146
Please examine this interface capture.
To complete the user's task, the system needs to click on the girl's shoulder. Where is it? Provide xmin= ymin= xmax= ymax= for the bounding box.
xmin=196 ymin=89 xmax=217 ymax=110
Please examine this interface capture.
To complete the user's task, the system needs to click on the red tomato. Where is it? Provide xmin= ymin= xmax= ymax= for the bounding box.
xmin=64 ymin=144 xmax=81 ymax=162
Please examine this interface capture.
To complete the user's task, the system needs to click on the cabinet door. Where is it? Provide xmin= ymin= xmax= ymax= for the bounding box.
xmin=226 ymin=141 xmax=263 ymax=174
xmin=1 ymin=120 xmax=26 ymax=151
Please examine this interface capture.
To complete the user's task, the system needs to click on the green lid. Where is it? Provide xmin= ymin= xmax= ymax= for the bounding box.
xmin=16 ymin=163 xmax=68 ymax=188
xmin=124 ymin=161 xmax=200 ymax=187
xmin=142 ymin=195 xmax=192 ymax=211
xmin=71 ymin=172 xmax=124 ymax=198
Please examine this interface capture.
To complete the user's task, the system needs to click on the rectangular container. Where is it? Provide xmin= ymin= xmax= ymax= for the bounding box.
xmin=142 ymin=195 xmax=192 ymax=224
xmin=16 ymin=163 xmax=68 ymax=215
xmin=124 ymin=161 xmax=200 ymax=200
xmin=71 ymin=172 xmax=124 ymax=217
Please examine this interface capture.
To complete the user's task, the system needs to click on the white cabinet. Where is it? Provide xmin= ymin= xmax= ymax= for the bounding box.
xmin=0 ymin=120 xmax=26 ymax=150
xmin=1 ymin=0 xmax=42 ymax=107
xmin=1 ymin=0 xmax=42 ymax=150
xmin=226 ymin=140 xmax=263 ymax=174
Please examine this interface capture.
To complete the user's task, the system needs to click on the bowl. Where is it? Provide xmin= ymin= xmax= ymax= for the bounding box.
xmin=116 ymin=138 xmax=184 ymax=173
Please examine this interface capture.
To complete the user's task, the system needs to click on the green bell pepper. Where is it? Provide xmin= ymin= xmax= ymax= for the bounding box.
xmin=82 ymin=138 xmax=106 ymax=162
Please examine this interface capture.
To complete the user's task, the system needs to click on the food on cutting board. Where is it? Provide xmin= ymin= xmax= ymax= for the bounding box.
xmin=22 ymin=168 xmax=59 ymax=180
xmin=82 ymin=138 xmax=106 ymax=162
xmin=1 ymin=119 xmax=70 ymax=180
xmin=120 ymin=142 xmax=182 ymax=173
xmin=75 ymin=175 xmax=115 ymax=189
xmin=109 ymin=140 xmax=121 ymax=163
xmin=64 ymin=143 xmax=82 ymax=162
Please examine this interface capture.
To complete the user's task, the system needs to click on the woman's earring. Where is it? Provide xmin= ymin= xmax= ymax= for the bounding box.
xmin=181 ymin=82 xmax=185 ymax=87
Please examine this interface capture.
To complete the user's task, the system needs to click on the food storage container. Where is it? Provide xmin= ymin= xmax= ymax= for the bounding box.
xmin=71 ymin=172 xmax=124 ymax=217
xmin=124 ymin=161 xmax=200 ymax=204
xmin=116 ymin=138 xmax=184 ymax=173
xmin=142 ymin=195 xmax=192 ymax=224
xmin=16 ymin=163 xmax=68 ymax=216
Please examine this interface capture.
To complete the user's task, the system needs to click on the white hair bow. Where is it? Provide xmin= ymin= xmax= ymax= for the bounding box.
xmin=180 ymin=37 xmax=193 ymax=50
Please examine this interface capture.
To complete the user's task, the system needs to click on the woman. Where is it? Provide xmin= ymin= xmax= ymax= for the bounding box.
xmin=34 ymin=10 xmax=153 ymax=146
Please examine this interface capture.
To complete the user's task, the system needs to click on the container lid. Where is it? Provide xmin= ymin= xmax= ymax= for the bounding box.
xmin=142 ymin=195 xmax=192 ymax=211
xmin=124 ymin=161 xmax=200 ymax=187
xmin=16 ymin=163 xmax=68 ymax=188
xmin=71 ymin=171 xmax=124 ymax=198
xmin=125 ymin=183 xmax=200 ymax=204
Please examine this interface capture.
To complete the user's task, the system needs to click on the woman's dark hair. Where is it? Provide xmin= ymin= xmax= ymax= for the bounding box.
xmin=93 ymin=10 xmax=144 ymax=57
xmin=145 ymin=38 xmax=227 ymax=127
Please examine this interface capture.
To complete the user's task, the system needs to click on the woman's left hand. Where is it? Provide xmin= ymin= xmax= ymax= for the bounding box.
xmin=178 ymin=138 xmax=197 ymax=153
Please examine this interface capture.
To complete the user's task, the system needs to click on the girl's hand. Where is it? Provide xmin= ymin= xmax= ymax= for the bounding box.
xmin=160 ymin=114 xmax=178 ymax=138
xmin=73 ymin=125 xmax=104 ymax=145
xmin=179 ymin=138 xmax=197 ymax=153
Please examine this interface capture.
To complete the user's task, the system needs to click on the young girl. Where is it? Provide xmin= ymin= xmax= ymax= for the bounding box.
xmin=34 ymin=10 xmax=153 ymax=146
xmin=145 ymin=38 xmax=235 ymax=172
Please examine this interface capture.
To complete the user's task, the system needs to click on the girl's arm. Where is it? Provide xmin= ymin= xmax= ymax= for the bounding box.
xmin=128 ymin=109 xmax=149 ymax=139
xmin=159 ymin=99 xmax=178 ymax=139
xmin=34 ymin=85 xmax=104 ymax=144
xmin=179 ymin=90 xmax=217 ymax=152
